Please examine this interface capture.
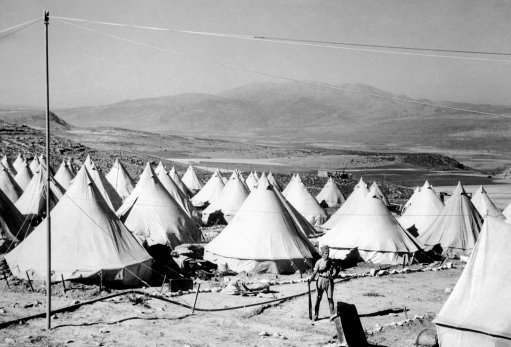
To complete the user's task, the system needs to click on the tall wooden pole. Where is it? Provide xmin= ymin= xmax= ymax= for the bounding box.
xmin=44 ymin=10 xmax=52 ymax=331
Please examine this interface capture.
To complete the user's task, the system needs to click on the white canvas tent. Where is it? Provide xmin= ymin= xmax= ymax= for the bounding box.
xmin=1 ymin=155 xmax=16 ymax=176
xmin=28 ymin=156 xmax=40 ymax=173
xmin=505 ymin=202 xmax=511 ymax=222
xmin=155 ymin=163 xmax=194 ymax=218
xmin=201 ymin=171 xmax=249 ymax=224
xmin=54 ymin=159 xmax=74 ymax=189
xmin=267 ymin=171 xmax=282 ymax=191
xmin=369 ymin=181 xmax=389 ymax=206
xmin=87 ymin=164 xmax=123 ymax=212
xmin=14 ymin=162 xmax=33 ymax=190
xmin=0 ymin=163 xmax=23 ymax=203
xmin=83 ymin=154 xmax=95 ymax=171
xmin=12 ymin=154 xmax=25 ymax=174
xmin=190 ymin=169 xmax=224 ymax=207
xmin=316 ymin=177 xmax=345 ymax=208
xmin=204 ymin=181 xmax=319 ymax=274
xmin=245 ymin=171 xmax=259 ymax=192
xmin=319 ymin=194 xmax=421 ymax=265
xmin=105 ymin=158 xmax=134 ymax=200
xmin=284 ymin=179 xmax=327 ymax=225
xmin=282 ymin=173 xmax=301 ymax=197
xmin=471 ymin=185 xmax=503 ymax=218
xmin=169 ymin=166 xmax=192 ymax=198
xmin=0 ymin=189 xmax=32 ymax=253
xmin=15 ymin=167 xmax=64 ymax=217
xmin=117 ymin=163 xmax=201 ymax=248
xmin=181 ymin=165 xmax=202 ymax=193
xmin=321 ymin=177 xmax=369 ymax=229
xmin=419 ymin=182 xmax=483 ymax=256
xmin=6 ymin=166 xmax=153 ymax=286
xmin=399 ymin=181 xmax=444 ymax=234
xmin=435 ymin=217 xmax=511 ymax=346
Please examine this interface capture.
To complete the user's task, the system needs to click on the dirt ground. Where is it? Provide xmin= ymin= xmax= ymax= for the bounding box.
xmin=0 ymin=264 xmax=462 ymax=346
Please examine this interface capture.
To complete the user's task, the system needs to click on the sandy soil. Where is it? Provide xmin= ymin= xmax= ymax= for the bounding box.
xmin=0 ymin=265 xmax=462 ymax=346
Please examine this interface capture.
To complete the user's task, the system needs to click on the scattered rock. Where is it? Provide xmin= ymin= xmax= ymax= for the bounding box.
xmin=444 ymin=287 xmax=453 ymax=294
xmin=4 ymin=338 xmax=15 ymax=344
xmin=258 ymin=331 xmax=270 ymax=337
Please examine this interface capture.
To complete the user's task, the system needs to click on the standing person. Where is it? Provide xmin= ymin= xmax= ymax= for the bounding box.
xmin=309 ymin=245 xmax=340 ymax=321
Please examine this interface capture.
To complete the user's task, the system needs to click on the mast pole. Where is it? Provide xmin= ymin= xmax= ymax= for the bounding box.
xmin=44 ymin=10 xmax=52 ymax=331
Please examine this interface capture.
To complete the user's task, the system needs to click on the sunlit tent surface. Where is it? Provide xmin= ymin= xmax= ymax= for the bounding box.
xmin=0 ymin=189 xmax=32 ymax=253
xmin=0 ymin=163 xmax=23 ymax=203
xmin=6 ymin=166 xmax=153 ymax=286
xmin=169 ymin=166 xmax=191 ymax=198
xmin=321 ymin=177 xmax=369 ymax=229
xmin=14 ymin=162 xmax=33 ymax=190
xmin=12 ymin=154 xmax=25 ymax=174
xmin=117 ymin=163 xmax=201 ymax=248
xmin=202 ymin=170 xmax=249 ymax=223
xmin=435 ymin=217 xmax=511 ymax=347
xmin=369 ymin=181 xmax=389 ymax=206
xmin=1 ymin=155 xmax=16 ymax=176
xmin=87 ymin=163 xmax=123 ymax=212
xmin=419 ymin=182 xmax=483 ymax=256
xmin=28 ymin=156 xmax=40 ymax=174
xmin=470 ymin=185 xmax=503 ymax=218
xmin=181 ymin=165 xmax=202 ymax=194
xmin=316 ymin=177 xmax=345 ymax=208
xmin=399 ymin=181 xmax=444 ymax=234
xmin=205 ymin=180 xmax=319 ymax=274
xmin=15 ymin=167 xmax=64 ymax=217
xmin=54 ymin=159 xmax=74 ymax=189
xmin=190 ymin=169 xmax=224 ymax=207
xmin=155 ymin=162 xmax=194 ymax=218
xmin=319 ymin=194 xmax=421 ymax=265
xmin=245 ymin=171 xmax=259 ymax=191
xmin=284 ymin=178 xmax=327 ymax=225
xmin=505 ymin=202 xmax=511 ymax=222
xmin=282 ymin=173 xmax=300 ymax=197
xmin=105 ymin=158 xmax=134 ymax=200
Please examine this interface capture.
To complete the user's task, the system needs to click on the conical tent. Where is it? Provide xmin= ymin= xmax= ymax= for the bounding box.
xmin=321 ymin=177 xmax=369 ymax=229
xmin=155 ymin=164 xmax=194 ymax=218
xmin=105 ymin=158 xmax=135 ymax=200
xmin=504 ymin=202 xmax=511 ymax=221
xmin=282 ymin=173 xmax=301 ymax=197
xmin=0 ymin=163 xmax=23 ymax=203
xmin=169 ymin=166 xmax=191 ymax=198
xmin=419 ymin=182 xmax=483 ymax=256
xmin=84 ymin=154 xmax=95 ymax=171
xmin=267 ymin=172 xmax=281 ymax=191
xmin=54 ymin=160 xmax=74 ymax=189
xmin=369 ymin=182 xmax=389 ymax=206
xmin=399 ymin=182 xmax=444 ymax=234
xmin=190 ymin=169 xmax=225 ymax=207
xmin=87 ymin=164 xmax=123 ymax=212
xmin=435 ymin=217 xmax=511 ymax=346
xmin=1 ymin=155 xmax=16 ymax=176
xmin=202 ymin=171 xmax=249 ymax=223
xmin=5 ymin=166 xmax=153 ymax=286
xmin=14 ymin=162 xmax=33 ymax=190
xmin=245 ymin=171 xmax=259 ymax=191
xmin=12 ymin=154 xmax=25 ymax=173
xmin=15 ymin=167 xmax=64 ymax=217
xmin=316 ymin=177 xmax=345 ymax=208
xmin=284 ymin=179 xmax=327 ymax=225
xmin=204 ymin=181 xmax=319 ymax=274
xmin=181 ymin=165 xmax=202 ymax=193
xmin=66 ymin=158 xmax=76 ymax=175
xmin=117 ymin=163 xmax=201 ymax=248
xmin=402 ymin=186 xmax=421 ymax=212
xmin=320 ymin=194 xmax=421 ymax=264
xmin=29 ymin=156 xmax=40 ymax=173
xmin=0 ymin=189 xmax=32 ymax=253
xmin=471 ymin=185 xmax=503 ymax=218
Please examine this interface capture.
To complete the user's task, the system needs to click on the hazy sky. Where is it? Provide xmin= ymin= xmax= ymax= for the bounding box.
xmin=2 ymin=0 xmax=511 ymax=108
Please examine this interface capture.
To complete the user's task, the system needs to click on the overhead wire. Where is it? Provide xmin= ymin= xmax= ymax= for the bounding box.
xmin=57 ymin=20 xmax=510 ymax=119
xmin=0 ymin=17 xmax=41 ymax=40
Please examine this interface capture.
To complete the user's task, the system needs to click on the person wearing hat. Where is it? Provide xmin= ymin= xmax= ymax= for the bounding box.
xmin=309 ymin=245 xmax=340 ymax=321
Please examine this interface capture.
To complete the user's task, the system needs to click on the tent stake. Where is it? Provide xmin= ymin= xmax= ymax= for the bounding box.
xmin=3 ymin=272 xmax=10 ymax=289
xmin=159 ymin=275 xmax=167 ymax=294
xmin=192 ymin=284 xmax=201 ymax=314
xmin=61 ymin=274 xmax=66 ymax=293
xmin=25 ymin=271 xmax=34 ymax=292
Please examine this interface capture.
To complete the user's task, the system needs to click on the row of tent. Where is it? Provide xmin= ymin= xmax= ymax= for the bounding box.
xmin=1 ymin=153 xmax=510 ymax=279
